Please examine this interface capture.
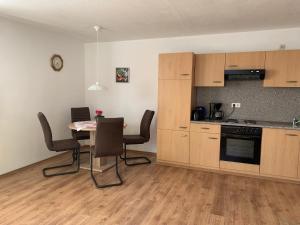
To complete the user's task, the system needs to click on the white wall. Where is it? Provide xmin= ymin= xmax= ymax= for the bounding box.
xmin=85 ymin=27 xmax=300 ymax=153
xmin=0 ymin=17 xmax=85 ymax=175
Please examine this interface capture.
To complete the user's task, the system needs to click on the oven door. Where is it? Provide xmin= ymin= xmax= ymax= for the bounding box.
xmin=220 ymin=134 xmax=261 ymax=164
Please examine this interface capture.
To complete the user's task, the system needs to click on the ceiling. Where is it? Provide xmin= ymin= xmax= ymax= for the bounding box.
xmin=1 ymin=0 xmax=300 ymax=42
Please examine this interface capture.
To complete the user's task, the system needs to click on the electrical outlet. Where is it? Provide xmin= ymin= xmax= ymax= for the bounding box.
xmin=231 ymin=103 xmax=241 ymax=108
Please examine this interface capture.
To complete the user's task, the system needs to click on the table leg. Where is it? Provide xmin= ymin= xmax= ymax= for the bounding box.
xmin=79 ymin=131 xmax=116 ymax=172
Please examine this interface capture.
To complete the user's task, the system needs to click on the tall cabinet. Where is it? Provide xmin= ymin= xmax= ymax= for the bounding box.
xmin=157 ymin=52 xmax=194 ymax=165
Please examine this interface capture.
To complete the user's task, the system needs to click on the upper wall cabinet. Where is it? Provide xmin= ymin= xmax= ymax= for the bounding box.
xmin=194 ymin=53 xmax=225 ymax=87
xmin=264 ymin=50 xmax=300 ymax=87
xmin=159 ymin=52 xmax=194 ymax=80
xmin=225 ymin=51 xmax=266 ymax=69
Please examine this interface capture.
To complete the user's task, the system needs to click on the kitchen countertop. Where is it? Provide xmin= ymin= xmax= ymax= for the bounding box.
xmin=191 ymin=119 xmax=300 ymax=131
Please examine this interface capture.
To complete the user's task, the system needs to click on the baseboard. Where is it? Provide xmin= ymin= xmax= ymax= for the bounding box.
xmin=0 ymin=152 xmax=68 ymax=178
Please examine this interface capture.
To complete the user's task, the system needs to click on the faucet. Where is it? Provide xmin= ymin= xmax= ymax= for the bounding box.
xmin=292 ymin=116 xmax=300 ymax=127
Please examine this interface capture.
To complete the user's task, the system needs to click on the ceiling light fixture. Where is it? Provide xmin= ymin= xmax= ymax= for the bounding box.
xmin=88 ymin=25 xmax=104 ymax=91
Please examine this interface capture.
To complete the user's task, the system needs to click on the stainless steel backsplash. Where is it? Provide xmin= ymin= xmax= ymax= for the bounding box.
xmin=196 ymin=81 xmax=300 ymax=122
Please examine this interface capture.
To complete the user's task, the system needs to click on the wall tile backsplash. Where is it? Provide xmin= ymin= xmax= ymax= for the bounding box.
xmin=196 ymin=81 xmax=300 ymax=122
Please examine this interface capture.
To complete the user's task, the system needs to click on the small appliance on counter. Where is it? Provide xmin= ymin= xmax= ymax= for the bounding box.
xmin=191 ymin=106 xmax=206 ymax=121
xmin=209 ymin=103 xmax=224 ymax=120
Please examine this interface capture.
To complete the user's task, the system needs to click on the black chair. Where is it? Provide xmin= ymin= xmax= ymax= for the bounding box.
xmin=71 ymin=107 xmax=91 ymax=141
xmin=121 ymin=110 xmax=155 ymax=166
xmin=90 ymin=118 xmax=124 ymax=188
xmin=37 ymin=112 xmax=80 ymax=177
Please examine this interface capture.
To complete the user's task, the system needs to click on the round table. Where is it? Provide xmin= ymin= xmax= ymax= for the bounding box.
xmin=68 ymin=121 xmax=127 ymax=172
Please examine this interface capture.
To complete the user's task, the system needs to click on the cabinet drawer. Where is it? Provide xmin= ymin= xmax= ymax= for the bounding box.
xmin=190 ymin=123 xmax=220 ymax=134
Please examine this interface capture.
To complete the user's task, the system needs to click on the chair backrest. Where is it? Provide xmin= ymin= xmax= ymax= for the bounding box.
xmin=140 ymin=110 xmax=155 ymax=141
xmin=71 ymin=107 xmax=91 ymax=122
xmin=94 ymin=118 xmax=124 ymax=158
xmin=37 ymin=112 xmax=53 ymax=149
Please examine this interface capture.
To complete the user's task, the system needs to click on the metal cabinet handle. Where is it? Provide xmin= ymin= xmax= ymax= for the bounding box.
xmin=285 ymin=134 xmax=298 ymax=137
xmin=208 ymin=137 xmax=218 ymax=140
xmin=179 ymin=126 xmax=188 ymax=129
xmin=180 ymin=74 xmax=190 ymax=76
xmin=213 ymin=81 xmax=222 ymax=83
xmin=286 ymin=81 xmax=298 ymax=83
xmin=201 ymin=127 xmax=210 ymax=130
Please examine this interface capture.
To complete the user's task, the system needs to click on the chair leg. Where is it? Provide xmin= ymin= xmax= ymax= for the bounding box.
xmin=90 ymin=154 xmax=123 ymax=188
xmin=121 ymin=144 xmax=151 ymax=166
xmin=42 ymin=149 xmax=80 ymax=177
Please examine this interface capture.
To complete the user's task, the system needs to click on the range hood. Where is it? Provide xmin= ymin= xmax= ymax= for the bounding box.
xmin=224 ymin=69 xmax=265 ymax=80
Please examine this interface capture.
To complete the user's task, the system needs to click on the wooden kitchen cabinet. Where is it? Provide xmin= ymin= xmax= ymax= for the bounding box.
xmin=157 ymin=79 xmax=192 ymax=131
xmin=157 ymin=129 xmax=189 ymax=164
xmin=194 ymin=53 xmax=225 ymax=87
xmin=225 ymin=51 xmax=265 ymax=69
xmin=264 ymin=50 xmax=300 ymax=87
xmin=158 ymin=52 xmax=194 ymax=80
xmin=157 ymin=52 xmax=194 ymax=165
xmin=299 ymin=151 xmax=300 ymax=178
xmin=260 ymin=128 xmax=300 ymax=178
xmin=190 ymin=131 xmax=220 ymax=169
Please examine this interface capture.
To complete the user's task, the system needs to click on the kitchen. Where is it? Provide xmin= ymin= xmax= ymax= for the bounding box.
xmin=157 ymin=51 xmax=300 ymax=182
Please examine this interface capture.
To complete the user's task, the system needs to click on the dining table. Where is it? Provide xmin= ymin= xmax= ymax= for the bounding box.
xmin=69 ymin=120 xmax=127 ymax=172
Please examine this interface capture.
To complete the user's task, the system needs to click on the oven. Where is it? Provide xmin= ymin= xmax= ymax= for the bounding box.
xmin=220 ymin=125 xmax=262 ymax=164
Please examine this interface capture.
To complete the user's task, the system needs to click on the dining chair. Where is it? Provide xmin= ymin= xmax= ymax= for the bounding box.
xmin=71 ymin=107 xmax=91 ymax=141
xmin=121 ymin=110 xmax=155 ymax=166
xmin=90 ymin=117 xmax=124 ymax=188
xmin=37 ymin=112 xmax=80 ymax=177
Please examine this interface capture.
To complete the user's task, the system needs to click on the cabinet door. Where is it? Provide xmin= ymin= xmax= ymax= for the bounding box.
xmin=159 ymin=53 xmax=194 ymax=80
xmin=173 ymin=80 xmax=192 ymax=131
xmin=260 ymin=128 xmax=300 ymax=178
xmin=157 ymin=129 xmax=189 ymax=164
xmin=264 ymin=50 xmax=300 ymax=87
xmin=157 ymin=79 xmax=192 ymax=131
xmin=194 ymin=53 xmax=225 ymax=87
xmin=298 ymin=150 xmax=300 ymax=179
xmin=171 ymin=131 xmax=190 ymax=164
xmin=190 ymin=132 xmax=220 ymax=168
xmin=157 ymin=129 xmax=172 ymax=161
xmin=225 ymin=51 xmax=265 ymax=69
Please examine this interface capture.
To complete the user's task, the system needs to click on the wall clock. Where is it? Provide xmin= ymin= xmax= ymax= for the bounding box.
xmin=50 ymin=54 xmax=63 ymax=71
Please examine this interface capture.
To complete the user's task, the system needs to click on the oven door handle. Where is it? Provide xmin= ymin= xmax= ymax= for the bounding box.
xmin=221 ymin=134 xmax=261 ymax=139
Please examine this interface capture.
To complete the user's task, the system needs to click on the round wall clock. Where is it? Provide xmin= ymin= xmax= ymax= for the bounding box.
xmin=50 ymin=54 xmax=63 ymax=71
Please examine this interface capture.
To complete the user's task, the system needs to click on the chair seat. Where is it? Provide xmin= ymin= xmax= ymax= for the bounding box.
xmin=73 ymin=131 xmax=90 ymax=140
xmin=123 ymin=135 xmax=147 ymax=145
xmin=52 ymin=139 xmax=80 ymax=152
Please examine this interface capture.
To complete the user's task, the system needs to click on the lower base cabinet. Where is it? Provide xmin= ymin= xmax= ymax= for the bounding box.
xmin=260 ymin=128 xmax=300 ymax=179
xmin=157 ymin=129 xmax=189 ymax=164
xmin=158 ymin=124 xmax=300 ymax=182
xmin=190 ymin=132 xmax=220 ymax=169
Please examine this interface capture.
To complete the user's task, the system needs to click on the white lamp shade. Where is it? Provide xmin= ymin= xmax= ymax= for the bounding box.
xmin=88 ymin=82 xmax=103 ymax=91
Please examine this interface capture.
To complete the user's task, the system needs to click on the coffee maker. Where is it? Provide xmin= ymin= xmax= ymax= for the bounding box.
xmin=209 ymin=103 xmax=224 ymax=120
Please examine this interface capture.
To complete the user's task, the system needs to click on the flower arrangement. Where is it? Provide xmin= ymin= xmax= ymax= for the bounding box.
xmin=95 ymin=109 xmax=104 ymax=121
xmin=95 ymin=109 xmax=103 ymax=116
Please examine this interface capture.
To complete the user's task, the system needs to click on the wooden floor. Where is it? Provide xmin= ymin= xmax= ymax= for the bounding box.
xmin=1 ymin=151 xmax=300 ymax=225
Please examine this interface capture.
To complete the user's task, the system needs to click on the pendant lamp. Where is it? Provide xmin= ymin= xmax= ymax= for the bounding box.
xmin=88 ymin=25 xmax=104 ymax=91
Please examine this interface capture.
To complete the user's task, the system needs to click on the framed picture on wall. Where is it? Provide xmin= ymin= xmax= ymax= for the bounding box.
xmin=116 ymin=67 xmax=130 ymax=83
